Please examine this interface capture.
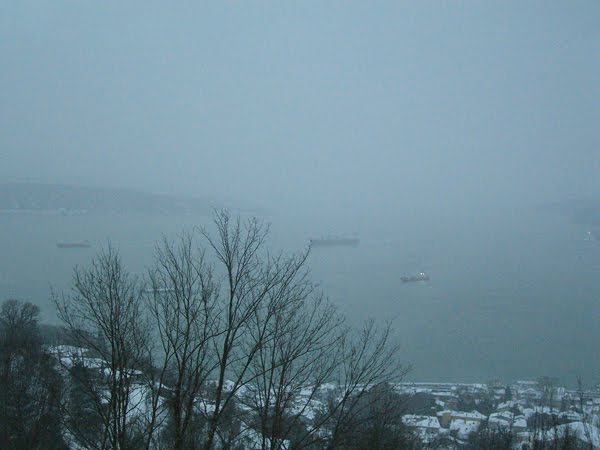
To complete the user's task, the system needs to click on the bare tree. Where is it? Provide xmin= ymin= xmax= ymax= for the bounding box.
xmin=576 ymin=376 xmax=597 ymax=450
xmin=200 ymin=211 xmax=298 ymax=450
xmin=145 ymin=232 xmax=219 ymax=450
xmin=466 ymin=421 xmax=514 ymax=450
xmin=239 ymin=292 xmax=410 ymax=450
xmin=333 ymin=382 xmax=413 ymax=450
xmin=51 ymin=211 xmax=409 ymax=450
xmin=198 ymin=210 xmax=409 ymax=450
xmin=144 ymin=212 xmax=350 ymax=449
xmin=0 ymin=299 xmax=65 ymax=449
xmin=528 ymin=376 xmax=560 ymax=448
xmin=240 ymin=264 xmax=345 ymax=450
xmin=319 ymin=319 xmax=410 ymax=450
xmin=53 ymin=245 xmax=153 ymax=450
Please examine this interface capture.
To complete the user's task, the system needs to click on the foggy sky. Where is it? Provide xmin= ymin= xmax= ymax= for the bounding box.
xmin=1 ymin=1 xmax=599 ymax=218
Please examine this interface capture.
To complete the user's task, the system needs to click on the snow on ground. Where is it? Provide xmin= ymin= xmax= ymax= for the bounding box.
xmin=449 ymin=419 xmax=480 ymax=439
xmin=545 ymin=422 xmax=600 ymax=448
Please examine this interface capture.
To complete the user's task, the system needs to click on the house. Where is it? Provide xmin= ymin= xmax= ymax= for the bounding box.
xmin=488 ymin=412 xmax=527 ymax=433
xmin=488 ymin=411 xmax=514 ymax=429
xmin=437 ymin=410 xmax=486 ymax=428
xmin=402 ymin=415 xmax=441 ymax=443
xmin=497 ymin=400 xmax=518 ymax=412
xmin=558 ymin=410 xmax=583 ymax=422
xmin=512 ymin=415 xmax=528 ymax=433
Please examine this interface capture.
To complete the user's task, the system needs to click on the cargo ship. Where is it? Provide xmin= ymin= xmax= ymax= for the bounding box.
xmin=56 ymin=241 xmax=91 ymax=249
xmin=401 ymin=272 xmax=429 ymax=283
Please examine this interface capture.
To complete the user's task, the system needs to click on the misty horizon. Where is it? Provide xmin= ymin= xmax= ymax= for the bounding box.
xmin=1 ymin=2 xmax=600 ymax=385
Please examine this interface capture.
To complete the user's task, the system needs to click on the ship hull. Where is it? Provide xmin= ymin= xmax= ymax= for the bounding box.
xmin=401 ymin=273 xmax=429 ymax=283
xmin=57 ymin=242 xmax=91 ymax=249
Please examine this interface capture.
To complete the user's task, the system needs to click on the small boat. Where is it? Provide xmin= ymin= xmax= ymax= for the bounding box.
xmin=56 ymin=241 xmax=91 ymax=249
xmin=401 ymin=272 xmax=429 ymax=283
xmin=586 ymin=230 xmax=600 ymax=241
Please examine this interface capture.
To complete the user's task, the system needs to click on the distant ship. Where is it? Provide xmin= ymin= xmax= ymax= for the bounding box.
xmin=309 ymin=237 xmax=360 ymax=248
xmin=56 ymin=241 xmax=91 ymax=249
xmin=586 ymin=230 xmax=600 ymax=241
xmin=401 ymin=272 xmax=429 ymax=283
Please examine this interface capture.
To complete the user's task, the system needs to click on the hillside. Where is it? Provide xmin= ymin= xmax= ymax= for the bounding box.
xmin=0 ymin=182 xmax=214 ymax=215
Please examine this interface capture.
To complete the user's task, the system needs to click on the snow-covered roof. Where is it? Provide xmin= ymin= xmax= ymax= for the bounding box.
xmin=437 ymin=410 xmax=485 ymax=420
xmin=532 ymin=405 xmax=560 ymax=415
xmin=497 ymin=400 xmax=517 ymax=410
xmin=559 ymin=410 xmax=583 ymax=422
xmin=102 ymin=367 xmax=144 ymax=378
xmin=290 ymin=398 xmax=325 ymax=421
xmin=402 ymin=415 xmax=441 ymax=429
xmin=61 ymin=355 xmax=106 ymax=370
xmin=515 ymin=380 xmax=538 ymax=386
xmin=488 ymin=412 xmax=528 ymax=430
xmin=513 ymin=416 xmax=528 ymax=429
xmin=318 ymin=382 xmax=338 ymax=392
xmin=488 ymin=412 xmax=513 ymax=428
xmin=455 ymin=411 xmax=486 ymax=420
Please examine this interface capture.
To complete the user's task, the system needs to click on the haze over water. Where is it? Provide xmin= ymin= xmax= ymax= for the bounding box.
xmin=2 ymin=201 xmax=599 ymax=384
xmin=1 ymin=2 xmax=599 ymax=385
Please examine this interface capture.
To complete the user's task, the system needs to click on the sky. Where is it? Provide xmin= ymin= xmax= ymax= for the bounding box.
xmin=1 ymin=1 xmax=599 ymax=218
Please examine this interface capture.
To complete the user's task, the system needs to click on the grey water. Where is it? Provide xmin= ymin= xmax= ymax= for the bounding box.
xmin=1 ymin=205 xmax=599 ymax=385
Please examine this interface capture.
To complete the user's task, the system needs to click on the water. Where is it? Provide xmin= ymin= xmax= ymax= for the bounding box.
xmin=1 ymin=207 xmax=599 ymax=384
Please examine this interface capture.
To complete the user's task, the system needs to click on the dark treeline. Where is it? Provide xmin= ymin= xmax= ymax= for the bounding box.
xmin=1 ymin=211 xmax=412 ymax=450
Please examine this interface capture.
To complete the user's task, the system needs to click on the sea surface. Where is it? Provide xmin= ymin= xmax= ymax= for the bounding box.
xmin=1 ymin=206 xmax=599 ymax=385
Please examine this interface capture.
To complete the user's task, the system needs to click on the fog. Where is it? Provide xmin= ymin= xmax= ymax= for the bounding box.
xmin=1 ymin=2 xmax=600 ymax=383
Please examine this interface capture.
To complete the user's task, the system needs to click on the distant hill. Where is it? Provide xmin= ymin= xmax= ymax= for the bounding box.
xmin=0 ymin=182 xmax=215 ymax=215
